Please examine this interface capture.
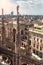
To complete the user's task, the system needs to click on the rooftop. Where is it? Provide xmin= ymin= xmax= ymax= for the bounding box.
xmin=29 ymin=26 xmax=43 ymax=35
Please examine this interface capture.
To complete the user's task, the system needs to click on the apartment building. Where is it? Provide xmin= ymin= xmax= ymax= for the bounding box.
xmin=29 ymin=25 xmax=43 ymax=60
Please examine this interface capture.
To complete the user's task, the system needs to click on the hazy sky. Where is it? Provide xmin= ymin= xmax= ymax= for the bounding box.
xmin=0 ymin=0 xmax=43 ymax=15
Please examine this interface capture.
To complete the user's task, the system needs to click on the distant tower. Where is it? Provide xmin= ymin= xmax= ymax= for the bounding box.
xmin=11 ymin=11 xmax=14 ymax=16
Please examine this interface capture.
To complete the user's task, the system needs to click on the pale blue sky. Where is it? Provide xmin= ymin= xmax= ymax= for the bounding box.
xmin=11 ymin=0 xmax=43 ymax=15
xmin=0 ymin=0 xmax=43 ymax=15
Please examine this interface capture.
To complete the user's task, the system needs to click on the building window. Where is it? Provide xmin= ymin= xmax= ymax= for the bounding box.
xmin=33 ymin=49 xmax=35 ymax=53
xmin=37 ymin=38 xmax=39 ymax=41
xmin=38 ymin=52 xmax=42 ymax=58
xmin=40 ymin=47 xmax=42 ymax=51
xmin=13 ymin=28 xmax=16 ymax=42
xmin=21 ymin=30 xmax=24 ymax=35
xmin=22 ymin=43 xmax=23 ymax=45
xmin=37 ymin=45 xmax=39 ymax=49
xmin=35 ymin=50 xmax=38 ymax=55
xmin=34 ymin=37 xmax=35 ymax=40
xmin=40 ymin=39 xmax=42 ymax=43
xmin=22 ymin=43 xmax=26 ymax=47
xmin=29 ymin=40 xmax=31 ymax=45
xmin=33 ymin=44 xmax=35 ymax=47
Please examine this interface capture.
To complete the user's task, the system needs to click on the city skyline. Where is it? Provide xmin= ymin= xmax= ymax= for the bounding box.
xmin=0 ymin=0 xmax=43 ymax=15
